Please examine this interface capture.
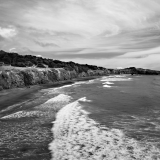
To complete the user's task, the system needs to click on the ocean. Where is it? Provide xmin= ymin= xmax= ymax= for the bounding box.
xmin=0 ymin=75 xmax=160 ymax=159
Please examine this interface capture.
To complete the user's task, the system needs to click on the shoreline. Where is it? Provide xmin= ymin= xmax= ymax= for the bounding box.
xmin=0 ymin=76 xmax=101 ymax=160
xmin=0 ymin=76 xmax=100 ymax=112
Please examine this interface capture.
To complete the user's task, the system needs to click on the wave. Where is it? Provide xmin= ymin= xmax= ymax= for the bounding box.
xmin=103 ymin=84 xmax=112 ymax=88
xmin=115 ymin=75 xmax=128 ymax=78
xmin=1 ymin=94 xmax=72 ymax=119
xmin=45 ymin=94 xmax=72 ymax=104
xmin=103 ymin=81 xmax=114 ymax=85
xmin=75 ymin=81 xmax=88 ymax=85
xmin=0 ymin=99 xmax=31 ymax=113
xmin=37 ymin=94 xmax=72 ymax=111
xmin=101 ymin=78 xmax=132 ymax=82
xmin=47 ymin=85 xmax=75 ymax=95
xmin=78 ymin=97 xmax=92 ymax=102
xmin=75 ymin=80 xmax=95 ymax=85
xmin=47 ymin=80 xmax=95 ymax=95
xmin=54 ymin=84 xmax=76 ymax=90
xmin=1 ymin=110 xmax=43 ymax=119
xmin=49 ymin=98 xmax=160 ymax=160
xmin=102 ymin=81 xmax=114 ymax=88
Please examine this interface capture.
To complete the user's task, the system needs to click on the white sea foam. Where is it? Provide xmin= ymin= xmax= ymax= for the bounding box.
xmin=38 ymin=94 xmax=72 ymax=111
xmin=1 ymin=94 xmax=73 ymax=120
xmin=1 ymin=110 xmax=43 ymax=119
xmin=88 ymin=80 xmax=95 ymax=83
xmin=45 ymin=94 xmax=72 ymax=103
xmin=49 ymin=98 xmax=160 ymax=160
xmin=75 ymin=80 xmax=95 ymax=86
xmin=75 ymin=81 xmax=88 ymax=85
xmin=115 ymin=75 xmax=127 ymax=78
xmin=103 ymin=81 xmax=114 ymax=85
xmin=78 ymin=97 xmax=92 ymax=102
xmin=53 ymin=84 xmax=75 ymax=90
xmin=47 ymin=84 xmax=76 ymax=95
xmin=101 ymin=78 xmax=131 ymax=82
xmin=103 ymin=84 xmax=112 ymax=88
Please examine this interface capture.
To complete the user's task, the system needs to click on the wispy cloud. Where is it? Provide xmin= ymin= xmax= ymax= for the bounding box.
xmin=34 ymin=40 xmax=59 ymax=48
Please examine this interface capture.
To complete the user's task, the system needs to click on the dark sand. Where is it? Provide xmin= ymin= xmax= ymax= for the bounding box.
xmin=0 ymin=76 xmax=99 ymax=160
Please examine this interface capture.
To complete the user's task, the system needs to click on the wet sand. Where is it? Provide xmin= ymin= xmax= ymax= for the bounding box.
xmin=0 ymin=77 xmax=97 ymax=112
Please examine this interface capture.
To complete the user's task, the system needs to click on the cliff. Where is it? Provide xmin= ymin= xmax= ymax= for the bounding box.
xmin=0 ymin=50 xmax=110 ymax=90
xmin=1 ymin=66 xmax=159 ymax=90
xmin=0 ymin=51 xmax=160 ymax=90
xmin=0 ymin=67 xmax=108 ymax=90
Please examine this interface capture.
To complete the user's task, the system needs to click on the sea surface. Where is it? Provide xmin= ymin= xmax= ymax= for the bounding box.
xmin=1 ymin=75 xmax=160 ymax=159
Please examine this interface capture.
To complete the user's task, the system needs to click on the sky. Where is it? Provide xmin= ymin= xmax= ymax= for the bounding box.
xmin=0 ymin=0 xmax=160 ymax=69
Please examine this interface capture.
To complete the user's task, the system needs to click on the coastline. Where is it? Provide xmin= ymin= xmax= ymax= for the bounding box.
xmin=0 ymin=76 xmax=100 ymax=160
xmin=0 ymin=76 xmax=99 ymax=112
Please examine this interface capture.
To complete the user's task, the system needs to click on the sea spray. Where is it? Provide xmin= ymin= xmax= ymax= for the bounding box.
xmin=49 ymin=97 xmax=160 ymax=160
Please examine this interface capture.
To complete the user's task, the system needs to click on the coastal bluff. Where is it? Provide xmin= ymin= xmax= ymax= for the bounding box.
xmin=0 ymin=67 xmax=108 ymax=90
xmin=0 ymin=66 xmax=159 ymax=90
xmin=0 ymin=50 xmax=160 ymax=90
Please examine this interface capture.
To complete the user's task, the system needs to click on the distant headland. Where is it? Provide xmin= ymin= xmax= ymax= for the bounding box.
xmin=0 ymin=50 xmax=160 ymax=90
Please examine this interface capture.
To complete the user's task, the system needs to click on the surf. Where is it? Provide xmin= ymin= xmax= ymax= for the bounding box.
xmin=49 ymin=97 xmax=160 ymax=160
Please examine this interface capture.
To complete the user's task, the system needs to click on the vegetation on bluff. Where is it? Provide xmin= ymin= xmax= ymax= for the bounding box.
xmin=0 ymin=50 xmax=105 ymax=73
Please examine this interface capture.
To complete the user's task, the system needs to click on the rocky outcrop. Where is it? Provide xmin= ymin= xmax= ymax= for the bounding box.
xmin=0 ymin=68 xmax=107 ymax=90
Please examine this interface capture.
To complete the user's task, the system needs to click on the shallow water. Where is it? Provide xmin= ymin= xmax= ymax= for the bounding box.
xmin=49 ymin=75 xmax=160 ymax=159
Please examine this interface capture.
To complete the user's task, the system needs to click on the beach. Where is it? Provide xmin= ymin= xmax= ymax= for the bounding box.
xmin=0 ymin=77 xmax=98 ymax=160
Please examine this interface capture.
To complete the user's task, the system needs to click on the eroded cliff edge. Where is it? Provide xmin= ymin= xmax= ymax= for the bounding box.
xmin=0 ymin=50 xmax=160 ymax=90
xmin=0 ymin=67 xmax=108 ymax=90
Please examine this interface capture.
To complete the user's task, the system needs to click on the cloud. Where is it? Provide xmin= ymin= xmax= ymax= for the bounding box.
xmin=36 ymin=55 xmax=43 ymax=57
xmin=34 ymin=40 xmax=59 ymax=48
xmin=118 ymin=46 xmax=160 ymax=59
xmin=0 ymin=26 xmax=17 ymax=38
xmin=0 ymin=35 xmax=5 ymax=41
xmin=9 ymin=48 xmax=17 ymax=52
xmin=0 ymin=0 xmax=160 ymax=69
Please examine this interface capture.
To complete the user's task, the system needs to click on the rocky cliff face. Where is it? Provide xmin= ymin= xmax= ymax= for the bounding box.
xmin=0 ymin=67 xmax=107 ymax=90
xmin=0 ymin=67 xmax=159 ymax=90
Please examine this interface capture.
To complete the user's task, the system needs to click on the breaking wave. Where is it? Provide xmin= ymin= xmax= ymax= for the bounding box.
xmin=101 ymin=78 xmax=132 ymax=82
xmin=1 ymin=94 xmax=72 ymax=119
xmin=103 ymin=81 xmax=114 ymax=85
xmin=49 ymin=97 xmax=160 ymax=160
xmin=103 ymin=84 xmax=112 ymax=88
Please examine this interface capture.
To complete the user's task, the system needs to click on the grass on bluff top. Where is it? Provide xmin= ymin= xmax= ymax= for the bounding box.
xmin=0 ymin=66 xmax=58 ymax=72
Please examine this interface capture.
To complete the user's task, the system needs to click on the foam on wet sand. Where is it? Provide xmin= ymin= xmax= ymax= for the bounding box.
xmin=1 ymin=94 xmax=72 ymax=120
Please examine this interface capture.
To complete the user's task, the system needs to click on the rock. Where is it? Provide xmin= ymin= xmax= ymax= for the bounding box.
xmin=0 ymin=67 xmax=108 ymax=90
